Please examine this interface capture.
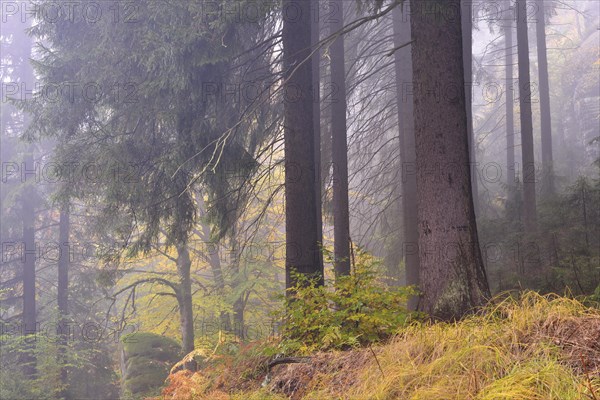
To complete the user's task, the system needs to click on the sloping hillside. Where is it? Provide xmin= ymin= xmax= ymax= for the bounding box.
xmin=157 ymin=293 xmax=600 ymax=399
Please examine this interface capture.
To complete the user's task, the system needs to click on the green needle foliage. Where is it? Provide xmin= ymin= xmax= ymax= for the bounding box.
xmin=26 ymin=0 xmax=279 ymax=253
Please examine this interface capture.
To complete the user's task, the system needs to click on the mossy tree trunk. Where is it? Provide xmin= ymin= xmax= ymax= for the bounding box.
xmin=409 ymin=0 xmax=491 ymax=319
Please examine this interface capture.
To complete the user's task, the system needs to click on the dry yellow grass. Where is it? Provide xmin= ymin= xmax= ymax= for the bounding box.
xmin=159 ymin=292 xmax=600 ymax=400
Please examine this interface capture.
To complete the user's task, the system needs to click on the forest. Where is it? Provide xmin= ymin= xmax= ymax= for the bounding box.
xmin=0 ymin=0 xmax=599 ymax=399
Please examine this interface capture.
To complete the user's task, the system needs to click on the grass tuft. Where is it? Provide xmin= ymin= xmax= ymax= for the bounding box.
xmin=159 ymin=292 xmax=600 ymax=399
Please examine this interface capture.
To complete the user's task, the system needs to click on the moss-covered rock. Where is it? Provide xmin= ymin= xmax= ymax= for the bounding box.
xmin=120 ymin=332 xmax=181 ymax=399
xmin=122 ymin=332 xmax=181 ymax=359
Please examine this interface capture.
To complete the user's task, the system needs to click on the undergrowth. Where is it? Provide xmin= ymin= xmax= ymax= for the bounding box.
xmin=339 ymin=292 xmax=600 ymax=400
xmin=279 ymin=249 xmax=419 ymax=354
xmin=159 ymin=291 xmax=600 ymax=399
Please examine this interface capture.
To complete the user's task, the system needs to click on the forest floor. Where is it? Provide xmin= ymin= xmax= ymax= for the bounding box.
xmin=156 ymin=293 xmax=600 ymax=400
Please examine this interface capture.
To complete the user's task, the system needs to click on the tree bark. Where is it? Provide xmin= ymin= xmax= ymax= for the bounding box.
xmin=233 ymin=296 xmax=246 ymax=340
xmin=516 ymin=0 xmax=538 ymax=232
xmin=330 ymin=0 xmax=351 ymax=278
xmin=505 ymin=12 xmax=516 ymax=189
xmin=312 ymin=1 xmax=325 ymax=277
xmin=176 ymin=245 xmax=195 ymax=355
xmin=283 ymin=0 xmax=324 ymax=288
xmin=535 ymin=0 xmax=554 ymax=196
xmin=392 ymin=4 xmax=420 ymax=310
xmin=409 ymin=0 xmax=491 ymax=320
xmin=462 ymin=0 xmax=478 ymax=214
xmin=505 ymin=4 xmax=519 ymax=222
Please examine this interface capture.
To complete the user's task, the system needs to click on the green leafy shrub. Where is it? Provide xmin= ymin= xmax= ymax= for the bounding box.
xmin=279 ymin=249 xmax=420 ymax=354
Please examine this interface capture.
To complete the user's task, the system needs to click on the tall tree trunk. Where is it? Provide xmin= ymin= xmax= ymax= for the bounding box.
xmin=312 ymin=1 xmax=325 ymax=276
xmin=536 ymin=0 xmax=554 ymax=196
xmin=57 ymin=203 xmax=70 ymax=394
xmin=409 ymin=0 xmax=491 ymax=320
xmin=176 ymin=245 xmax=195 ymax=355
xmin=392 ymin=4 xmax=420 ymax=310
xmin=505 ymin=13 xmax=516 ymax=189
xmin=330 ymin=0 xmax=351 ymax=278
xmin=462 ymin=0 xmax=478 ymax=214
xmin=516 ymin=0 xmax=537 ymax=232
xmin=282 ymin=0 xmax=324 ymax=288
xmin=505 ymin=5 xmax=518 ymax=222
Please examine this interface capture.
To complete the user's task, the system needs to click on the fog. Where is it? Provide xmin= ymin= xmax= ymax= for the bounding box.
xmin=1 ymin=1 xmax=598 ymax=398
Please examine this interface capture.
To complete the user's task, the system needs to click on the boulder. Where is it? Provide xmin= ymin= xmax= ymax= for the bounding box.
xmin=120 ymin=332 xmax=181 ymax=399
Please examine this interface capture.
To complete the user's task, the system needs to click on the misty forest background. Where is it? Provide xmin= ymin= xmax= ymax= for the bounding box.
xmin=0 ymin=0 xmax=599 ymax=399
